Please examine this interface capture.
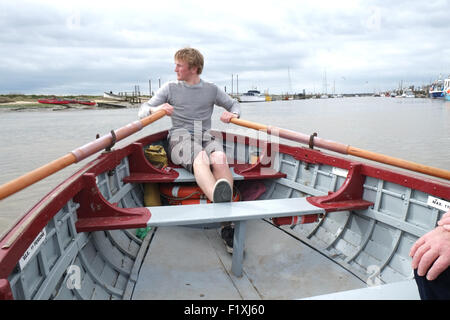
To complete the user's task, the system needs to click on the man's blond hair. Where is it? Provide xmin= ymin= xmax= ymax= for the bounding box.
xmin=174 ymin=48 xmax=204 ymax=75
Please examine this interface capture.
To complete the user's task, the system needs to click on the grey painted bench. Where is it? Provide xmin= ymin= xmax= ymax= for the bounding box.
xmin=146 ymin=198 xmax=326 ymax=277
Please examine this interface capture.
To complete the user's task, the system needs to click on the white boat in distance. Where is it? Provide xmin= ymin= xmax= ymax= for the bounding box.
xmin=239 ymin=90 xmax=266 ymax=103
xmin=103 ymin=91 xmax=127 ymax=101
xmin=401 ymin=90 xmax=415 ymax=98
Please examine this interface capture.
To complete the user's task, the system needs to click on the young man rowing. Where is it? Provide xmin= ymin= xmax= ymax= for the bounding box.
xmin=138 ymin=47 xmax=240 ymax=252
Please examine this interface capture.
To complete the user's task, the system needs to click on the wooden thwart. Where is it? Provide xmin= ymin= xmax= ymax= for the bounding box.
xmin=146 ymin=198 xmax=325 ymax=227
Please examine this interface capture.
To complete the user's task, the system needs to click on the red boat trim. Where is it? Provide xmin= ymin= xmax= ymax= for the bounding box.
xmin=306 ymin=163 xmax=374 ymax=213
xmin=123 ymin=143 xmax=179 ymax=183
xmin=233 ymin=142 xmax=287 ymax=180
xmin=214 ymin=130 xmax=449 ymax=199
xmin=0 ymin=158 xmax=97 ymax=279
xmin=274 ymin=164 xmax=373 ymax=226
xmin=283 ymin=144 xmax=450 ymax=200
xmin=272 ymin=214 xmax=320 ymax=226
xmin=74 ymin=173 xmax=151 ymax=233
xmin=0 ymin=279 xmax=13 ymax=300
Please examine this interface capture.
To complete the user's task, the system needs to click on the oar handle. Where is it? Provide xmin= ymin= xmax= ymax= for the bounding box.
xmin=230 ymin=118 xmax=450 ymax=181
xmin=230 ymin=118 xmax=268 ymax=131
xmin=0 ymin=110 xmax=167 ymax=201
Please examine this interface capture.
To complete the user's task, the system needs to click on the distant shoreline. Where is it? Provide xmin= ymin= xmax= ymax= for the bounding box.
xmin=0 ymin=94 xmax=144 ymax=111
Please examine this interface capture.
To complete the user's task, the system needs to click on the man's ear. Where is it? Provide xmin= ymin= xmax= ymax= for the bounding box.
xmin=189 ymin=66 xmax=199 ymax=75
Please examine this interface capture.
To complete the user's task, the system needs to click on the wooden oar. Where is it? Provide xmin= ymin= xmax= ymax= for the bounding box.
xmin=230 ymin=118 xmax=450 ymax=181
xmin=0 ymin=110 xmax=167 ymax=200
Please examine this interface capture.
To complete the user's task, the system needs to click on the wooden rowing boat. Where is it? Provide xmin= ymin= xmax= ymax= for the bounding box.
xmin=0 ymin=115 xmax=448 ymax=300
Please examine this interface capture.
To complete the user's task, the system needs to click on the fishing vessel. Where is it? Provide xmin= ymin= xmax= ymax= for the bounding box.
xmin=429 ymin=80 xmax=444 ymax=99
xmin=239 ymin=90 xmax=266 ymax=103
xmin=0 ymin=111 xmax=448 ymax=300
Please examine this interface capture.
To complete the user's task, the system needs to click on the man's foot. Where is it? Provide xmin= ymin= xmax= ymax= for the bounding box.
xmin=221 ymin=225 xmax=234 ymax=254
xmin=212 ymin=178 xmax=232 ymax=203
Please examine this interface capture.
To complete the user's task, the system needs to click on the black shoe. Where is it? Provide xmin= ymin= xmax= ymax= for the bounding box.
xmin=213 ymin=179 xmax=232 ymax=203
xmin=221 ymin=225 xmax=234 ymax=254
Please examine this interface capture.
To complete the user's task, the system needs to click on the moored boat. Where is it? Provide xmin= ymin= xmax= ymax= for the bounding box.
xmin=76 ymin=100 xmax=97 ymax=106
xmin=37 ymin=99 xmax=71 ymax=105
xmin=103 ymin=92 xmax=127 ymax=101
xmin=0 ymin=113 xmax=449 ymax=300
xmin=239 ymin=90 xmax=266 ymax=103
xmin=429 ymin=79 xmax=445 ymax=99
xmin=37 ymin=99 xmax=97 ymax=106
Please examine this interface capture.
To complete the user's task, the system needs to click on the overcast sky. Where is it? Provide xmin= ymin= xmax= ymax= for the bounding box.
xmin=1 ymin=0 xmax=449 ymax=95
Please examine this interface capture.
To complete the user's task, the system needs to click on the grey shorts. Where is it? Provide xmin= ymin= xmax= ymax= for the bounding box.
xmin=168 ymin=130 xmax=224 ymax=173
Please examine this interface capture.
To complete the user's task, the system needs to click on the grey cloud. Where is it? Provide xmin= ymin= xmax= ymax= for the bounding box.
xmin=1 ymin=0 xmax=449 ymax=95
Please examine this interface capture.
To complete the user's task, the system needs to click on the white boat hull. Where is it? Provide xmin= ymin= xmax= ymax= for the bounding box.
xmin=103 ymin=92 xmax=127 ymax=101
xmin=239 ymin=96 xmax=266 ymax=102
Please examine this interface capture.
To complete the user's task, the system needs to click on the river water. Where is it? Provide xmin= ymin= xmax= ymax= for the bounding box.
xmin=0 ymin=97 xmax=449 ymax=236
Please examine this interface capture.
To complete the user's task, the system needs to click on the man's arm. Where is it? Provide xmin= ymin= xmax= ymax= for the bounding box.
xmin=214 ymin=86 xmax=241 ymax=123
xmin=138 ymin=83 xmax=173 ymax=118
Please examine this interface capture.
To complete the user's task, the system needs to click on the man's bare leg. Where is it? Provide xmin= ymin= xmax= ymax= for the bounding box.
xmin=193 ymin=151 xmax=216 ymax=201
xmin=209 ymin=151 xmax=233 ymax=189
xmin=193 ymin=150 xmax=233 ymax=202
xmin=193 ymin=150 xmax=234 ymax=252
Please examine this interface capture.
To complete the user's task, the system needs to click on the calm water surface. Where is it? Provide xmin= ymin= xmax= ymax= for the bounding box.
xmin=0 ymin=97 xmax=449 ymax=235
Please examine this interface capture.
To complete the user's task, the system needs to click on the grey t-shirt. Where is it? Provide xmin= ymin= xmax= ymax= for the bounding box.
xmin=138 ymin=79 xmax=240 ymax=136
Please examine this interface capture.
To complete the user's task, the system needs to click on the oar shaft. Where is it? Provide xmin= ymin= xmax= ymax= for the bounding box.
xmin=230 ymin=118 xmax=450 ymax=181
xmin=230 ymin=118 xmax=350 ymax=154
xmin=348 ymin=146 xmax=450 ymax=180
xmin=0 ymin=154 xmax=76 ymax=201
xmin=0 ymin=110 xmax=167 ymax=200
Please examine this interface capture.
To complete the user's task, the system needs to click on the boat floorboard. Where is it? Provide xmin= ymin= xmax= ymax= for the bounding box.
xmin=131 ymin=219 xmax=365 ymax=300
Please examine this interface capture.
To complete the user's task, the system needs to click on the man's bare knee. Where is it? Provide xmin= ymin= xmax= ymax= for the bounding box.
xmin=210 ymin=151 xmax=227 ymax=166
xmin=193 ymin=151 xmax=210 ymax=168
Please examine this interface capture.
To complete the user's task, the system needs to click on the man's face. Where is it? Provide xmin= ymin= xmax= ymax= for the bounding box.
xmin=174 ymin=59 xmax=197 ymax=81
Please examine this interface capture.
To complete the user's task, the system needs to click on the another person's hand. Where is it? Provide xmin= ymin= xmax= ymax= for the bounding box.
xmin=438 ymin=210 xmax=450 ymax=231
xmin=220 ymin=111 xmax=238 ymax=123
xmin=410 ymin=224 xmax=450 ymax=281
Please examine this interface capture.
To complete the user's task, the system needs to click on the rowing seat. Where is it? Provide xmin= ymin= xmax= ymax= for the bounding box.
xmin=146 ymin=198 xmax=325 ymax=277
xmin=146 ymin=198 xmax=324 ymax=227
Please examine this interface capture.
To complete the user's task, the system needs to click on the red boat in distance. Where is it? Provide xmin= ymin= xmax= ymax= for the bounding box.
xmin=38 ymin=99 xmax=97 ymax=106
xmin=76 ymin=100 xmax=97 ymax=106
xmin=37 ymin=99 xmax=71 ymax=105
